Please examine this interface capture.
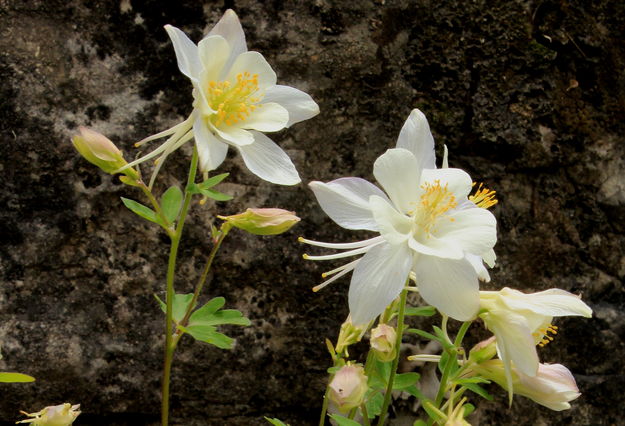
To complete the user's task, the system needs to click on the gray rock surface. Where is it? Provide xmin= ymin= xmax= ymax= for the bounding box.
xmin=1 ymin=0 xmax=623 ymax=424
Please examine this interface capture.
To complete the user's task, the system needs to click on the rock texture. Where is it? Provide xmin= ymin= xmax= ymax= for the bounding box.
xmin=1 ymin=0 xmax=623 ymax=425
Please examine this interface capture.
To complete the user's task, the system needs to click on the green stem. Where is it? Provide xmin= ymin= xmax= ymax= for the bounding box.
xmin=361 ymin=402 xmax=371 ymax=426
xmin=161 ymin=147 xmax=199 ymax=426
xmin=453 ymin=321 xmax=471 ymax=348
xmin=138 ymin=181 xmax=175 ymax=238
xmin=319 ymin=386 xmax=330 ymax=426
xmin=376 ymin=285 xmax=408 ymax=426
xmin=172 ymin=222 xmax=232 ymax=348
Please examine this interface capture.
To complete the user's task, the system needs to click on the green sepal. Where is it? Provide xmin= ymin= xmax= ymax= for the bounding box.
xmin=392 ymin=372 xmax=420 ymax=390
xmin=404 ymin=306 xmax=436 ymax=317
xmin=161 ymin=186 xmax=183 ymax=223
xmin=0 ymin=372 xmax=35 ymax=383
xmin=329 ymin=414 xmax=361 ymax=426
xmin=264 ymin=418 xmax=289 ymax=426
xmin=327 ymin=365 xmax=341 ymax=374
xmin=154 ymin=293 xmax=194 ymax=323
xmin=121 ymin=197 xmax=159 ymax=224
xmin=432 ymin=326 xmax=455 ymax=350
xmin=413 ymin=420 xmax=428 ymax=426
xmin=463 ymin=403 xmax=476 ymax=417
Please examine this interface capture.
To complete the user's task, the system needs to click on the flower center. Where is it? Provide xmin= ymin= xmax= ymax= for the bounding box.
xmin=206 ymin=72 xmax=261 ymax=127
xmin=534 ymin=324 xmax=558 ymax=347
xmin=411 ymin=180 xmax=457 ymax=235
xmin=469 ymin=182 xmax=498 ymax=209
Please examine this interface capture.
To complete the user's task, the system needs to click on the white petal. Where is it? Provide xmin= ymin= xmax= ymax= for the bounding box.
xmin=263 ymin=85 xmax=319 ymax=127
xmin=208 ymin=121 xmax=254 ymax=146
xmin=420 ymin=168 xmax=473 ymax=200
xmin=499 ymin=288 xmax=593 ymax=318
xmin=242 ymin=102 xmax=289 ymax=132
xmin=408 ymin=234 xmax=464 ymax=259
xmin=309 ymin=178 xmax=388 ymax=231
xmin=395 ymin=109 xmax=436 ymax=170
xmin=414 ymin=256 xmax=479 ymax=321
xmin=225 ymin=51 xmax=276 ymax=89
xmin=369 ymin=195 xmax=412 ymax=245
xmin=208 ymin=9 xmax=247 ymax=70
xmin=465 ymin=253 xmax=491 ymax=282
xmin=442 ymin=144 xmax=449 ymax=168
xmin=485 ymin=309 xmax=540 ymax=377
xmin=373 ymin=148 xmax=421 ymax=214
xmin=193 ymin=117 xmax=228 ymax=172
xmin=164 ymin=25 xmax=201 ymax=81
xmin=436 ymin=207 xmax=497 ymax=255
xmin=348 ymin=243 xmax=413 ymax=325
xmin=197 ymin=35 xmax=230 ymax=81
xmin=236 ymin=131 xmax=300 ymax=185
xmin=482 ymin=248 xmax=497 ymax=267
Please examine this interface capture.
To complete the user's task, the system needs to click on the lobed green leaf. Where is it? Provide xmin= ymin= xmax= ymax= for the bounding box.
xmin=329 ymin=414 xmax=361 ymax=426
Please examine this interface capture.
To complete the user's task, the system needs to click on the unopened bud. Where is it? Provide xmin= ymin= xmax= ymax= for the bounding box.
xmin=370 ymin=323 xmax=397 ymax=362
xmin=219 ymin=208 xmax=300 ymax=235
xmin=335 ymin=316 xmax=363 ymax=355
xmin=72 ymin=128 xmax=136 ymax=179
xmin=329 ymin=364 xmax=368 ymax=413
xmin=468 ymin=336 xmax=497 ymax=364
xmin=17 ymin=403 xmax=80 ymax=426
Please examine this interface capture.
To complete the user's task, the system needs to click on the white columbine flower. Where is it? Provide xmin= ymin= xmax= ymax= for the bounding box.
xmin=479 ymin=287 xmax=592 ymax=398
xmin=300 ymin=109 xmax=497 ymax=325
xmin=472 ymin=360 xmax=581 ymax=411
xmin=120 ymin=9 xmax=319 ymax=186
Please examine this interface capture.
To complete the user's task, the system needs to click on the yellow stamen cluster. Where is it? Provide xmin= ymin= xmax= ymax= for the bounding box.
xmin=534 ymin=324 xmax=559 ymax=347
xmin=416 ymin=180 xmax=458 ymax=232
xmin=469 ymin=182 xmax=498 ymax=209
xmin=206 ymin=72 xmax=261 ymax=127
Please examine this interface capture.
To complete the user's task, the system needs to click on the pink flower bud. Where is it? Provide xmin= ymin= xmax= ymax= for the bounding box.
xmin=72 ymin=127 xmax=128 ymax=174
xmin=329 ymin=364 xmax=368 ymax=413
xmin=219 ymin=208 xmax=300 ymax=235
xmin=370 ymin=323 xmax=397 ymax=362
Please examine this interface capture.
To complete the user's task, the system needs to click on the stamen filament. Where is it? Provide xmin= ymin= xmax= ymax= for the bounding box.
xmin=298 ymin=236 xmax=384 ymax=249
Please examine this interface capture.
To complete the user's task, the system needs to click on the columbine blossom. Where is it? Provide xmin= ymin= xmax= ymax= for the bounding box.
xmin=472 ymin=360 xmax=581 ymax=411
xmin=301 ymin=109 xmax=497 ymax=325
xmin=120 ymin=10 xmax=319 ymax=186
xmin=479 ymin=287 xmax=592 ymax=397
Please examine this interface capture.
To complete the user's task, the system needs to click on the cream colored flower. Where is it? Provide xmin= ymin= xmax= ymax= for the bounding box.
xmin=120 ymin=10 xmax=318 ymax=186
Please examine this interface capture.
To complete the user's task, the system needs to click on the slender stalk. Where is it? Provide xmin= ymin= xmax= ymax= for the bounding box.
xmin=172 ymin=222 xmax=232 ymax=348
xmin=161 ymin=147 xmax=199 ymax=426
xmin=376 ymin=285 xmax=408 ymax=426
xmin=361 ymin=402 xmax=371 ymax=426
xmin=318 ymin=386 xmax=330 ymax=426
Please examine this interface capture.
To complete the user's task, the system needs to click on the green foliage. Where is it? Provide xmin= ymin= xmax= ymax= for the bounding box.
xmin=392 ymin=372 xmax=420 ymax=389
xmin=329 ymin=414 xmax=361 ymax=426
xmin=161 ymin=186 xmax=183 ymax=223
xmin=187 ymin=173 xmax=232 ymax=201
xmin=0 ymin=372 xmax=35 ymax=383
xmin=365 ymin=390 xmax=384 ymax=418
xmin=156 ymin=294 xmax=250 ymax=350
xmin=413 ymin=420 xmax=428 ymax=426
xmin=121 ymin=197 xmax=159 ymax=224
xmin=462 ymin=382 xmax=494 ymax=401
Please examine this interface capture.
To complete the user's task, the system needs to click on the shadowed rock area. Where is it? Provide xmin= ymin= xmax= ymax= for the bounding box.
xmin=1 ymin=0 xmax=623 ymax=424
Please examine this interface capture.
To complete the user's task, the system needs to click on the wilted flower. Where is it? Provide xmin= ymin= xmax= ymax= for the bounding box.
xmin=479 ymin=287 xmax=592 ymax=397
xmin=335 ymin=316 xmax=364 ymax=355
xmin=219 ymin=208 xmax=299 ymax=235
xmin=370 ymin=323 xmax=397 ymax=362
xmin=17 ymin=403 xmax=80 ymax=426
xmin=329 ymin=364 xmax=368 ymax=413
xmin=72 ymin=128 xmax=137 ymax=179
xmin=471 ymin=360 xmax=581 ymax=411
xmin=301 ymin=109 xmax=497 ymax=325
xmin=121 ymin=9 xmax=319 ymax=186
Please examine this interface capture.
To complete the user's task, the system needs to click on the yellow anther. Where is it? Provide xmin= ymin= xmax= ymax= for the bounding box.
xmin=469 ymin=183 xmax=498 ymax=209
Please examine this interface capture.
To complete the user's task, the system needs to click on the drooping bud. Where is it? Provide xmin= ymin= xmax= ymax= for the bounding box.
xmin=218 ymin=208 xmax=300 ymax=235
xmin=370 ymin=323 xmax=397 ymax=362
xmin=17 ymin=403 xmax=81 ymax=426
xmin=72 ymin=128 xmax=138 ymax=181
xmin=329 ymin=364 xmax=368 ymax=413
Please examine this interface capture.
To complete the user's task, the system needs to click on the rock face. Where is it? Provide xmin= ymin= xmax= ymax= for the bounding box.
xmin=1 ymin=0 xmax=623 ymax=425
